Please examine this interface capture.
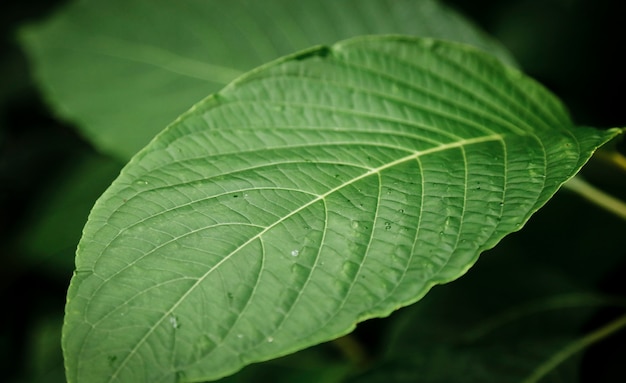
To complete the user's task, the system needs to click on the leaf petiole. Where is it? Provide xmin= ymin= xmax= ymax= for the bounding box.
xmin=563 ymin=176 xmax=626 ymax=220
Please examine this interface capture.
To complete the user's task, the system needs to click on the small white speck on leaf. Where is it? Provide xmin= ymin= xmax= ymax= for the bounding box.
xmin=169 ymin=315 xmax=179 ymax=329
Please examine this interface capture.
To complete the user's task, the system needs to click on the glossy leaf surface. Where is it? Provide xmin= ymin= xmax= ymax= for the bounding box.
xmin=63 ymin=36 xmax=620 ymax=382
xmin=20 ymin=0 xmax=515 ymax=159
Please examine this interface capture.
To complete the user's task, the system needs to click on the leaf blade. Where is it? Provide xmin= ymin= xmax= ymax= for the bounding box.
xmin=64 ymin=37 xmax=620 ymax=382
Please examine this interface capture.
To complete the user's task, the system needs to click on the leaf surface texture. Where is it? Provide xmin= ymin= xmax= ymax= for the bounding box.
xmin=63 ymin=37 xmax=619 ymax=382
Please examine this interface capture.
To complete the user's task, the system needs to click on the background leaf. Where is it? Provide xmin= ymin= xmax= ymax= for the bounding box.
xmin=63 ymin=36 xmax=619 ymax=382
xmin=19 ymin=0 xmax=516 ymax=160
xmin=345 ymin=239 xmax=626 ymax=383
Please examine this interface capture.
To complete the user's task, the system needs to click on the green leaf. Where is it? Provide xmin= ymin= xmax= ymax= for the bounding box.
xmin=20 ymin=0 xmax=515 ymax=160
xmin=63 ymin=36 xmax=620 ymax=383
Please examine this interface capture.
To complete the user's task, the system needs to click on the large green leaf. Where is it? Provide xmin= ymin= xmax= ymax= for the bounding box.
xmin=20 ymin=0 xmax=515 ymax=160
xmin=63 ymin=36 xmax=620 ymax=383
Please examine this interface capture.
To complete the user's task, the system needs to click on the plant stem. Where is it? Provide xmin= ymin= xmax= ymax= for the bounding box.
xmin=463 ymin=293 xmax=626 ymax=342
xmin=522 ymin=313 xmax=626 ymax=383
xmin=563 ymin=176 xmax=626 ymax=220
xmin=596 ymin=150 xmax=626 ymax=172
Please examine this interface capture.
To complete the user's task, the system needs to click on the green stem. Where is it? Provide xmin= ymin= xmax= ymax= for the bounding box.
xmin=563 ymin=176 xmax=626 ymax=220
xmin=463 ymin=293 xmax=626 ymax=342
xmin=596 ymin=150 xmax=626 ymax=172
xmin=522 ymin=313 xmax=626 ymax=383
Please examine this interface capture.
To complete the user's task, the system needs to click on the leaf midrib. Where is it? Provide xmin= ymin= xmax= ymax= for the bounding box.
xmin=64 ymin=34 xmax=244 ymax=83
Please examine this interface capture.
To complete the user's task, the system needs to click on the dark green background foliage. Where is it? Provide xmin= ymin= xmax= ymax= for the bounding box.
xmin=1 ymin=1 xmax=624 ymax=382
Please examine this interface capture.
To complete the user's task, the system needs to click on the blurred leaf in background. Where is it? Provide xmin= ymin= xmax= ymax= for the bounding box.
xmin=19 ymin=0 xmax=515 ymax=160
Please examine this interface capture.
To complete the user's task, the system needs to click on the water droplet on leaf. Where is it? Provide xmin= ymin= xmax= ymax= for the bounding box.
xmin=169 ymin=315 xmax=180 ymax=329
